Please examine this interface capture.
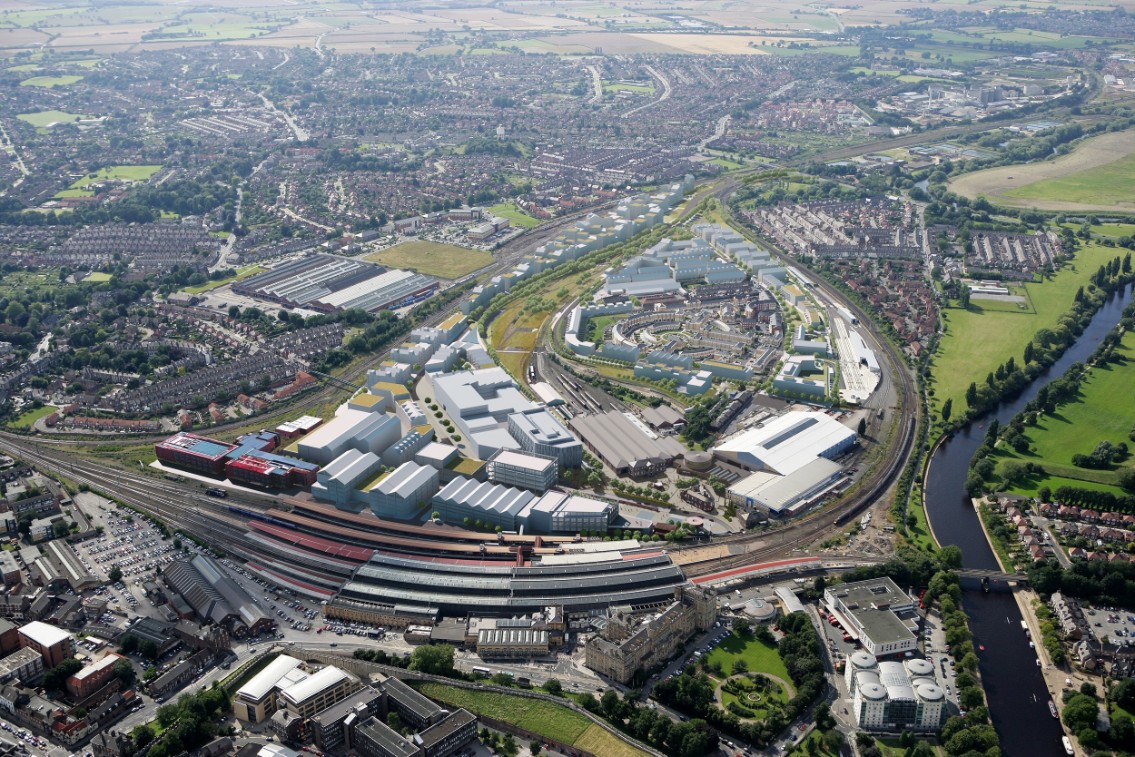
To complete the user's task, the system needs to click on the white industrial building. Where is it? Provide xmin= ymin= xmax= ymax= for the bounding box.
xmin=311 ymin=449 xmax=383 ymax=508
xmin=433 ymin=477 xmax=536 ymax=531
xmin=713 ymin=411 xmax=856 ymax=475
xmin=725 ymin=457 xmax=844 ymax=516
xmin=846 ymin=652 xmax=947 ymax=732
xmin=523 ymin=491 xmax=616 ymax=534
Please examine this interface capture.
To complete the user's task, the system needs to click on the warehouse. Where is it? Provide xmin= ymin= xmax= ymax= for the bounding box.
xmin=432 ymin=477 xmax=535 ymax=531
xmin=726 ymin=457 xmax=844 ymax=516
xmin=162 ymin=554 xmax=272 ymax=636
xmin=312 ymin=449 xmax=384 ymax=507
xmin=363 ymin=462 xmax=439 ymax=520
xmin=712 ymin=411 xmax=856 ymax=476
xmin=522 ymin=491 xmax=616 ymax=534
xmin=569 ymin=411 xmax=686 ymax=478
xmin=234 ymin=254 xmax=437 ymax=314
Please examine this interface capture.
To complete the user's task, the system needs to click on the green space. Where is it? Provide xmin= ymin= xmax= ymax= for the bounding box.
xmin=997 ymin=330 xmax=1135 ymax=497
xmin=930 ymin=242 xmax=1118 ymax=420
xmin=1005 ymin=153 xmax=1135 ymax=208
xmin=574 ymin=724 xmax=653 ymax=757
xmin=719 ymin=674 xmax=789 ymax=718
xmin=79 ymin=165 xmax=162 ymax=182
xmin=182 ymin=264 xmax=266 ymax=295
xmin=706 ymin=636 xmax=791 ymax=683
xmin=6 ymin=404 xmax=57 ymax=430
xmin=413 ymin=683 xmax=590 ymax=744
xmin=7 ymin=64 xmax=40 ymax=72
xmin=1074 ymin=223 xmax=1135 ymax=239
xmin=364 ymin=240 xmax=493 ymax=279
xmin=84 ymin=272 xmax=113 ymax=282
xmin=603 ymin=81 xmax=655 ymax=94
xmin=486 ymin=202 xmax=541 ymax=229
xmin=710 ymin=157 xmax=744 ymax=170
xmin=17 ymin=110 xmax=94 ymax=128
xmin=20 ymin=75 xmax=83 ymax=88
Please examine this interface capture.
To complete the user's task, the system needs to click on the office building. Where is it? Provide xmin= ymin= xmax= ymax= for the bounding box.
xmin=17 ymin=621 xmax=72 ymax=668
xmin=486 ymin=449 xmax=557 ymax=492
xmin=233 ymin=655 xmax=305 ymax=724
xmin=507 ymin=408 xmax=582 ymax=468
xmin=846 ymin=652 xmax=947 ymax=732
xmin=279 ymin=665 xmax=361 ymax=720
xmin=824 ymin=577 xmax=919 ymax=657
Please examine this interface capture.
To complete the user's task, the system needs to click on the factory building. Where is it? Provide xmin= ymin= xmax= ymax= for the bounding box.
xmin=824 ymin=578 xmax=919 ymax=657
xmin=296 ymin=410 xmax=402 ymax=467
xmin=432 ymin=478 xmax=535 ymax=532
xmin=569 ymin=412 xmax=685 ymax=478
xmin=713 ymin=411 xmax=856 ymax=475
xmin=846 ymin=652 xmax=947 ymax=732
xmin=312 ymin=449 xmax=384 ymax=508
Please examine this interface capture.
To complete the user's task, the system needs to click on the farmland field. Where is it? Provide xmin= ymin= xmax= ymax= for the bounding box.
xmin=364 ymin=241 xmax=492 ymax=279
xmin=950 ymin=129 xmax=1135 ymax=212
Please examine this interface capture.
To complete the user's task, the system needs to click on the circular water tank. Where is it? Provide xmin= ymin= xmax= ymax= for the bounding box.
xmin=905 ymin=658 xmax=934 ymax=677
xmin=860 ymin=683 xmax=887 ymax=701
xmin=684 ymin=450 xmax=713 ymax=471
xmin=744 ymin=598 xmax=777 ymax=623
xmin=916 ymin=683 xmax=945 ymax=702
xmin=850 ymin=651 xmax=878 ymax=670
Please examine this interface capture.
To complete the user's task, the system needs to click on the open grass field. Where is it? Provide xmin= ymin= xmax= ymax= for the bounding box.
xmin=364 ymin=240 xmax=492 ymax=279
xmin=996 ymin=330 xmax=1135 ymax=497
xmin=84 ymin=272 xmax=112 ymax=282
xmin=413 ymin=683 xmax=591 ymax=745
xmin=950 ymin=129 xmax=1135 ymax=213
xmin=20 ymin=75 xmax=82 ymax=87
xmin=183 ymin=264 xmax=266 ymax=295
xmin=706 ymin=635 xmax=791 ymax=683
xmin=574 ymin=724 xmax=654 ymax=757
xmin=81 ymin=165 xmax=162 ymax=182
xmin=18 ymin=110 xmax=93 ymax=127
xmin=6 ymin=404 xmax=56 ymax=430
xmin=486 ymin=202 xmax=540 ymax=229
xmin=929 ymin=242 xmax=1119 ymax=422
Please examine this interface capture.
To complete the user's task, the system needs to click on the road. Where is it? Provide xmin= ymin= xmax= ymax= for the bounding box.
xmin=623 ymin=64 xmax=672 ymax=119
xmin=259 ymin=92 xmax=308 ymax=141
xmin=586 ymin=64 xmax=603 ymax=104
xmin=0 ymin=119 xmax=30 ymax=191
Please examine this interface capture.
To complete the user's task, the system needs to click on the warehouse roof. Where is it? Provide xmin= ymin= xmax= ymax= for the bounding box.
xmin=569 ymin=411 xmax=685 ymax=471
xmin=713 ymin=411 xmax=855 ymax=476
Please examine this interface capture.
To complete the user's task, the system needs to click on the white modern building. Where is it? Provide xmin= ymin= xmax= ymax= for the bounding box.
xmin=486 ymin=449 xmax=558 ymax=492
xmin=846 ymin=652 xmax=947 ymax=732
xmin=312 ymin=449 xmax=383 ymax=508
xmin=507 ymin=407 xmax=582 ymax=468
xmin=296 ymin=408 xmax=402 ymax=466
xmin=824 ymin=577 xmax=919 ymax=657
xmin=432 ymin=477 xmax=536 ymax=531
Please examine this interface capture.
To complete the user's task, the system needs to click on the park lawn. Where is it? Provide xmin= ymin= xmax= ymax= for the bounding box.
xmin=54 ymin=188 xmax=95 ymax=199
xmin=6 ymin=404 xmax=57 ymax=430
xmin=18 ymin=110 xmax=92 ymax=128
xmin=706 ymin=635 xmax=791 ymax=682
xmin=574 ymin=724 xmax=654 ymax=757
xmin=710 ymin=157 xmax=744 ymax=170
xmin=413 ymin=683 xmax=590 ymax=744
xmin=1006 ymin=152 xmax=1135 ymax=208
xmin=365 ymin=241 xmax=492 ymax=279
xmin=20 ymin=75 xmax=83 ymax=87
xmin=603 ymin=81 xmax=655 ymax=94
xmin=487 ymin=202 xmax=540 ymax=229
xmin=929 ymin=242 xmax=1118 ymax=421
xmin=788 ymin=731 xmax=840 ymax=757
xmin=77 ymin=165 xmax=162 ymax=183
xmin=84 ymin=272 xmax=113 ymax=282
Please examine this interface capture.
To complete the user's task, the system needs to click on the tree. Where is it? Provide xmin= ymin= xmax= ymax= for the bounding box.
xmin=52 ymin=519 xmax=70 ymax=538
xmin=113 ymin=659 xmax=137 ymax=687
xmin=109 ymin=566 xmax=123 ymax=583
xmin=408 ymin=644 xmax=455 ymax=677
xmin=541 ymin=678 xmax=563 ymax=696
xmin=941 ymin=398 xmax=952 ymax=424
xmin=733 ymin=618 xmax=751 ymax=636
xmin=857 ymin=417 xmax=867 ymax=436
xmin=965 ymin=382 xmax=978 ymax=408
xmin=1062 ymin=693 xmax=1099 ymax=733
xmin=44 ymin=658 xmax=83 ymax=691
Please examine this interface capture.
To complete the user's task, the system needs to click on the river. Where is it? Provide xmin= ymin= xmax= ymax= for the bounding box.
xmin=925 ymin=284 xmax=1134 ymax=756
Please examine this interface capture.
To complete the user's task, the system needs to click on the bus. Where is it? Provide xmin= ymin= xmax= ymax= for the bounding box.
xmin=472 ymin=667 xmax=491 ymax=678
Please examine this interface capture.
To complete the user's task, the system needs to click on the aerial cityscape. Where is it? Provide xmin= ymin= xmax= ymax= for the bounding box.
xmin=1 ymin=0 xmax=1135 ymax=756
